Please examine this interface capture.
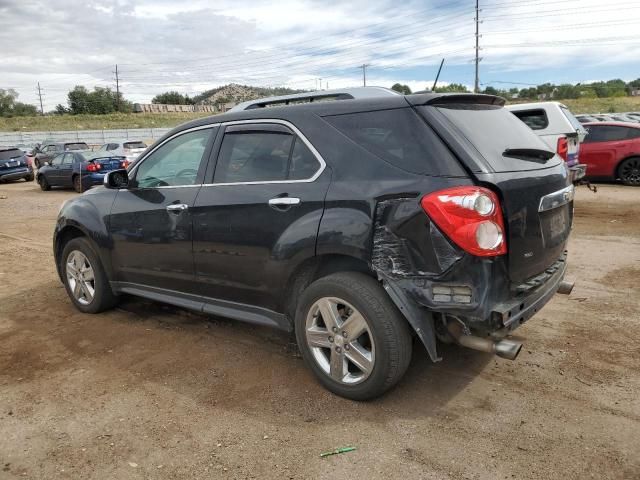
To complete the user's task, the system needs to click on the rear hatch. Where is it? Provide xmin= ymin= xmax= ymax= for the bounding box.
xmin=414 ymin=95 xmax=572 ymax=284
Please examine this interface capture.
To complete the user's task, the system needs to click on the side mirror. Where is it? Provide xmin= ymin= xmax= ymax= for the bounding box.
xmin=104 ymin=169 xmax=129 ymax=189
xmin=44 ymin=161 xmax=50 ymax=166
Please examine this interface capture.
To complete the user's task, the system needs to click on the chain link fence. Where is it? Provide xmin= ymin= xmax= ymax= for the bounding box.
xmin=0 ymin=128 xmax=173 ymax=147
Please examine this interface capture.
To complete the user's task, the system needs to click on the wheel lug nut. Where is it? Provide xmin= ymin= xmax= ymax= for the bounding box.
xmin=332 ymin=327 xmax=338 ymax=333
xmin=328 ymin=336 xmax=334 ymax=343
xmin=345 ymin=344 xmax=350 ymax=350
xmin=336 ymin=347 xmax=342 ymax=353
xmin=342 ymin=331 xmax=347 ymax=338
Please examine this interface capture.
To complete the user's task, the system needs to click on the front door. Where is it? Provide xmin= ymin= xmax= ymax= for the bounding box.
xmin=108 ymin=126 xmax=217 ymax=294
xmin=192 ymin=122 xmax=329 ymax=312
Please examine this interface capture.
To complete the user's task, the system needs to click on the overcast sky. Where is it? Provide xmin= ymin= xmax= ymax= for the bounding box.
xmin=2 ymin=0 xmax=639 ymax=110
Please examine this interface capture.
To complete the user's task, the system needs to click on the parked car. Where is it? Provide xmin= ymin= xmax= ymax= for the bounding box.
xmin=576 ymin=114 xmax=601 ymax=124
xmin=37 ymin=151 xmax=126 ymax=192
xmin=34 ymin=141 xmax=91 ymax=168
xmin=507 ymin=102 xmax=587 ymax=182
xmin=97 ymin=140 xmax=147 ymax=165
xmin=0 ymin=146 xmax=34 ymax=183
xmin=581 ymin=122 xmax=640 ymax=186
xmin=54 ymin=89 xmax=575 ymax=400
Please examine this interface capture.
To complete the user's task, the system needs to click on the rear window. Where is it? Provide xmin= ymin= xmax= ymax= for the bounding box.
xmin=560 ymin=107 xmax=584 ymax=132
xmin=510 ymin=109 xmax=548 ymax=130
xmin=64 ymin=142 xmax=89 ymax=151
xmin=0 ymin=148 xmax=23 ymax=160
xmin=324 ymin=108 xmax=463 ymax=176
xmin=584 ymin=125 xmax=633 ymax=143
xmin=124 ymin=141 xmax=146 ymax=149
xmin=429 ymin=104 xmax=559 ymax=172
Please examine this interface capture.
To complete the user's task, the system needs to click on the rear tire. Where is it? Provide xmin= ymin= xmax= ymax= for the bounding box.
xmin=25 ymin=173 xmax=34 ymax=182
xmin=618 ymin=157 xmax=640 ymax=186
xmin=295 ymin=272 xmax=412 ymax=400
xmin=73 ymin=175 xmax=82 ymax=193
xmin=38 ymin=175 xmax=50 ymax=191
xmin=60 ymin=237 xmax=118 ymax=313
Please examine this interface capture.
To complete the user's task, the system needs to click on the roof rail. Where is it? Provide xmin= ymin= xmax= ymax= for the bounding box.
xmin=229 ymin=86 xmax=400 ymax=112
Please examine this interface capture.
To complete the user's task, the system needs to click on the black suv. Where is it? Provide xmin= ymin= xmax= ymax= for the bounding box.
xmin=54 ymin=91 xmax=574 ymax=400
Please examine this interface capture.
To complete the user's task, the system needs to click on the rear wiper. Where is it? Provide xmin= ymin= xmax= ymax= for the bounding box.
xmin=503 ymin=148 xmax=554 ymax=161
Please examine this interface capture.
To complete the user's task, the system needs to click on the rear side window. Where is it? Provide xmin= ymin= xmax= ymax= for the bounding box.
xmin=124 ymin=141 xmax=146 ymax=149
xmin=324 ymin=108 xmax=462 ymax=176
xmin=429 ymin=104 xmax=559 ymax=172
xmin=64 ymin=143 xmax=89 ymax=151
xmin=0 ymin=149 xmax=23 ymax=160
xmin=584 ymin=125 xmax=630 ymax=143
xmin=214 ymin=128 xmax=321 ymax=183
xmin=510 ymin=109 xmax=548 ymax=130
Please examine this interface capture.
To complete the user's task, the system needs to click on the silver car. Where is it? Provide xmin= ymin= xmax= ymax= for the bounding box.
xmin=97 ymin=141 xmax=148 ymax=165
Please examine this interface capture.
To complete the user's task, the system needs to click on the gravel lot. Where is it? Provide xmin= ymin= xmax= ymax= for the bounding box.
xmin=0 ymin=181 xmax=638 ymax=479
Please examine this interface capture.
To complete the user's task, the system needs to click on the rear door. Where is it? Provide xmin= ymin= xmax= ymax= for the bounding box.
xmin=419 ymin=100 xmax=572 ymax=283
xmin=192 ymin=121 xmax=329 ymax=312
xmin=108 ymin=126 xmax=217 ymax=294
xmin=45 ymin=153 xmax=66 ymax=185
xmin=58 ymin=153 xmax=76 ymax=187
xmin=581 ymin=125 xmax=630 ymax=177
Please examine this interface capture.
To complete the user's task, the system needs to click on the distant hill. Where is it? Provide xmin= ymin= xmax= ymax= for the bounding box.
xmin=192 ymin=83 xmax=306 ymax=105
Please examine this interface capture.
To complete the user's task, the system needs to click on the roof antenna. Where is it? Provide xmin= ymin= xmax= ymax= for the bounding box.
xmin=432 ymin=58 xmax=445 ymax=91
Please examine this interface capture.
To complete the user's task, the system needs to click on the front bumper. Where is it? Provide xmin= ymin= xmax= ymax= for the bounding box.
xmin=0 ymin=167 xmax=32 ymax=181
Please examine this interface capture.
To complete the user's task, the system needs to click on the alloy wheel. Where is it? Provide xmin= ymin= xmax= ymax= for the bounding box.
xmin=620 ymin=158 xmax=640 ymax=186
xmin=66 ymin=250 xmax=95 ymax=305
xmin=305 ymin=297 xmax=375 ymax=385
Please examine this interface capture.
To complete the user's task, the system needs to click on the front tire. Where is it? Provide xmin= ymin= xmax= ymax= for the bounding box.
xmin=25 ymin=173 xmax=34 ymax=182
xmin=61 ymin=237 xmax=118 ymax=313
xmin=618 ymin=157 xmax=640 ymax=186
xmin=73 ymin=175 xmax=82 ymax=193
xmin=295 ymin=272 xmax=412 ymax=400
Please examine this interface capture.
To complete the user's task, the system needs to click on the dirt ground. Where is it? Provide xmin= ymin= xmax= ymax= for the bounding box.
xmin=0 ymin=181 xmax=638 ymax=480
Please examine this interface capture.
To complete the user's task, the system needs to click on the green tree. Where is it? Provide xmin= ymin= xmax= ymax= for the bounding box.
xmin=66 ymin=86 xmax=132 ymax=114
xmin=0 ymin=89 xmax=38 ymax=117
xmin=390 ymin=83 xmax=412 ymax=95
xmin=434 ymin=83 xmax=469 ymax=93
xmin=482 ymin=86 xmax=498 ymax=95
xmin=152 ymin=91 xmax=195 ymax=105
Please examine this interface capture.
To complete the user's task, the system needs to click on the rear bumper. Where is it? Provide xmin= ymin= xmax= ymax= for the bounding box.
xmin=81 ymin=172 xmax=107 ymax=185
xmin=0 ymin=167 xmax=32 ymax=181
xmin=569 ymin=164 xmax=587 ymax=183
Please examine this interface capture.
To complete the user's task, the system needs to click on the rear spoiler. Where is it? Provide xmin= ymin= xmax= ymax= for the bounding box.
xmin=406 ymin=93 xmax=505 ymax=107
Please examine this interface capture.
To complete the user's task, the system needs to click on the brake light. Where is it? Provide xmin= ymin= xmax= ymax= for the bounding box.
xmin=86 ymin=162 xmax=101 ymax=172
xmin=557 ymin=137 xmax=568 ymax=161
xmin=420 ymin=186 xmax=507 ymax=257
xmin=121 ymin=159 xmax=130 ymax=168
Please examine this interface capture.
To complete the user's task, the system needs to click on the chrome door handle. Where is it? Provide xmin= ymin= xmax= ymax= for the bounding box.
xmin=166 ymin=203 xmax=189 ymax=213
xmin=268 ymin=197 xmax=301 ymax=207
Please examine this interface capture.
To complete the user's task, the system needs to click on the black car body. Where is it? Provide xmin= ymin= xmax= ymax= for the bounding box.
xmin=53 ymin=92 xmax=574 ymax=399
xmin=37 ymin=151 xmax=127 ymax=192
xmin=34 ymin=141 xmax=91 ymax=168
xmin=0 ymin=147 xmax=34 ymax=183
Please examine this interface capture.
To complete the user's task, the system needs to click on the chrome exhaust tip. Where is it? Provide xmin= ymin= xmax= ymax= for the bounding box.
xmin=557 ymin=280 xmax=574 ymax=295
xmin=494 ymin=339 xmax=523 ymax=360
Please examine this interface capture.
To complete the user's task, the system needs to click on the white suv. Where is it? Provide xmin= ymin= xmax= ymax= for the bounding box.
xmin=507 ymin=102 xmax=587 ymax=182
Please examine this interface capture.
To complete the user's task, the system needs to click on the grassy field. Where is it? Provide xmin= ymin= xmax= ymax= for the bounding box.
xmin=508 ymin=96 xmax=640 ymax=114
xmin=0 ymin=112 xmax=214 ymax=132
xmin=2 ymin=96 xmax=640 ymax=132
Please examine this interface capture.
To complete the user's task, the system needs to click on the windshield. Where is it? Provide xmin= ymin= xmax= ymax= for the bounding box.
xmin=124 ymin=141 xmax=146 ymax=149
xmin=64 ymin=142 xmax=89 ymax=151
xmin=0 ymin=148 xmax=23 ymax=160
xmin=427 ymin=104 xmax=560 ymax=172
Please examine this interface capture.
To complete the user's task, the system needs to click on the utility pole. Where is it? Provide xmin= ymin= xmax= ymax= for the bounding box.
xmin=37 ymin=82 xmax=44 ymax=115
xmin=114 ymin=64 xmax=120 ymax=112
xmin=474 ymin=0 xmax=480 ymax=93
xmin=360 ymin=64 xmax=370 ymax=87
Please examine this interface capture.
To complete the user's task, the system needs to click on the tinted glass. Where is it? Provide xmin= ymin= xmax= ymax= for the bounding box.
xmin=584 ymin=125 xmax=629 ymax=143
xmin=124 ymin=141 xmax=146 ymax=149
xmin=325 ymin=108 xmax=461 ymax=175
xmin=214 ymin=131 xmax=293 ymax=183
xmin=511 ymin=109 xmax=549 ymax=130
xmin=65 ymin=143 xmax=89 ymax=151
xmin=430 ymin=105 xmax=559 ymax=172
xmin=0 ymin=149 xmax=23 ymax=160
xmin=135 ymin=128 xmax=211 ymax=188
xmin=289 ymin=138 xmax=321 ymax=180
xmin=627 ymin=128 xmax=640 ymax=139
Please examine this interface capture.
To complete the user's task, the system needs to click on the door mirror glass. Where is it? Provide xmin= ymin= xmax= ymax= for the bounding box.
xmin=104 ymin=169 xmax=129 ymax=189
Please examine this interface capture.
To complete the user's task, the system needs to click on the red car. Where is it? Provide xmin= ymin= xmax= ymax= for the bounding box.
xmin=581 ymin=122 xmax=640 ymax=186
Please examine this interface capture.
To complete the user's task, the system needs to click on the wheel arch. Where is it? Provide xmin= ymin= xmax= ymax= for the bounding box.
xmin=54 ymin=225 xmax=88 ymax=281
xmin=615 ymin=155 xmax=640 ymax=180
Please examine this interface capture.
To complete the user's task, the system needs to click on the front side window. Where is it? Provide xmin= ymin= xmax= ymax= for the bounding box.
xmin=134 ymin=128 xmax=212 ymax=188
xmin=62 ymin=153 xmax=74 ymax=165
xmin=51 ymin=154 xmax=65 ymax=166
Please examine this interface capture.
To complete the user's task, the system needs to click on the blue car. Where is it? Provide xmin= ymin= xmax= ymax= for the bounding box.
xmin=37 ymin=151 xmax=127 ymax=192
xmin=0 ymin=147 xmax=34 ymax=183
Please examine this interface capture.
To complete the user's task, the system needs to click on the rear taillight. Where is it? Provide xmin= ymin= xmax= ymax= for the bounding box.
xmin=420 ymin=186 xmax=507 ymax=257
xmin=121 ymin=160 xmax=130 ymax=168
xmin=557 ymin=137 xmax=568 ymax=161
xmin=86 ymin=162 xmax=101 ymax=172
